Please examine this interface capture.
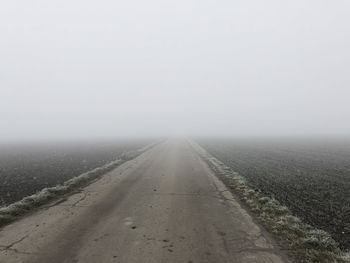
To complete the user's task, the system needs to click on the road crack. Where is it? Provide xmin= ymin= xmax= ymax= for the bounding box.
xmin=0 ymin=235 xmax=29 ymax=251
xmin=71 ymin=192 xmax=88 ymax=207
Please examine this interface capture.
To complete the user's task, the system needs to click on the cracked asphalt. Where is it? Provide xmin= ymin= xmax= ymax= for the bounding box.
xmin=0 ymin=139 xmax=290 ymax=263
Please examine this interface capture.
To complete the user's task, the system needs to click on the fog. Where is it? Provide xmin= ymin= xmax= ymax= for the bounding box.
xmin=1 ymin=0 xmax=350 ymax=141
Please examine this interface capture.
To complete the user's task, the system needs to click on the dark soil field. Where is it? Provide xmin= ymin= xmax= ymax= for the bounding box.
xmin=0 ymin=139 xmax=151 ymax=207
xmin=197 ymin=138 xmax=350 ymax=250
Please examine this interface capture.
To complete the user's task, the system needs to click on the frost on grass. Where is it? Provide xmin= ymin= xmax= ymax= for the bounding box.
xmin=0 ymin=143 xmax=156 ymax=226
xmin=189 ymin=140 xmax=349 ymax=263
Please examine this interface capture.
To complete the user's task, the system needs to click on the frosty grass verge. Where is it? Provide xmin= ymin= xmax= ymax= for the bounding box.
xmin=0 ymin=142 xmax=156 ymax=226
xmin=190 ymin=140 xmax=349 ymax=263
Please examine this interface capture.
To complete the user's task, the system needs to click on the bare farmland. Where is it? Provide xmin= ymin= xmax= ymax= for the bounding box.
xmin=197 ymin=138 xmax=350 ymax=250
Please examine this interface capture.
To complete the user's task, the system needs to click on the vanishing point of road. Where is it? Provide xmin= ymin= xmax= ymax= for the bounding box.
xmin=0 ymin=139 xmax=290 ymax=263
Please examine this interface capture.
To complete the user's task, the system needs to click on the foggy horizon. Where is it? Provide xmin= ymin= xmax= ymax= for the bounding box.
xmin=1 ymin=0 xmax=350 ymax=141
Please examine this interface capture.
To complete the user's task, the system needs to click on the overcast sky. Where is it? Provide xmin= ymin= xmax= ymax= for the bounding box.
xmin=1 ymin=0 xmax=350 ymax=141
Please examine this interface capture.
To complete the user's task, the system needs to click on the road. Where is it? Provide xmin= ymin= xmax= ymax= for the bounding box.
xmin=0 ymin=139 xmax=289 ymax=263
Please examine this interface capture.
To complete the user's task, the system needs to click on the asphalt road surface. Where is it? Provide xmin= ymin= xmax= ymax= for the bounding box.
xmin=0 ymin=139 xmax=289 ymax=263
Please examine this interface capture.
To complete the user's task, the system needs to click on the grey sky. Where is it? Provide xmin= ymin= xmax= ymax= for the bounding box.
xmin=1 ymin=0 xmax=350 ymax=140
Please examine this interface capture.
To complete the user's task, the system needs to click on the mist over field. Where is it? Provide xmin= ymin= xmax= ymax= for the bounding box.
xmin=1 ymin=0 xmax=350 ymax=141
xmin=2 ymin=2 xmax=350 ymax=262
